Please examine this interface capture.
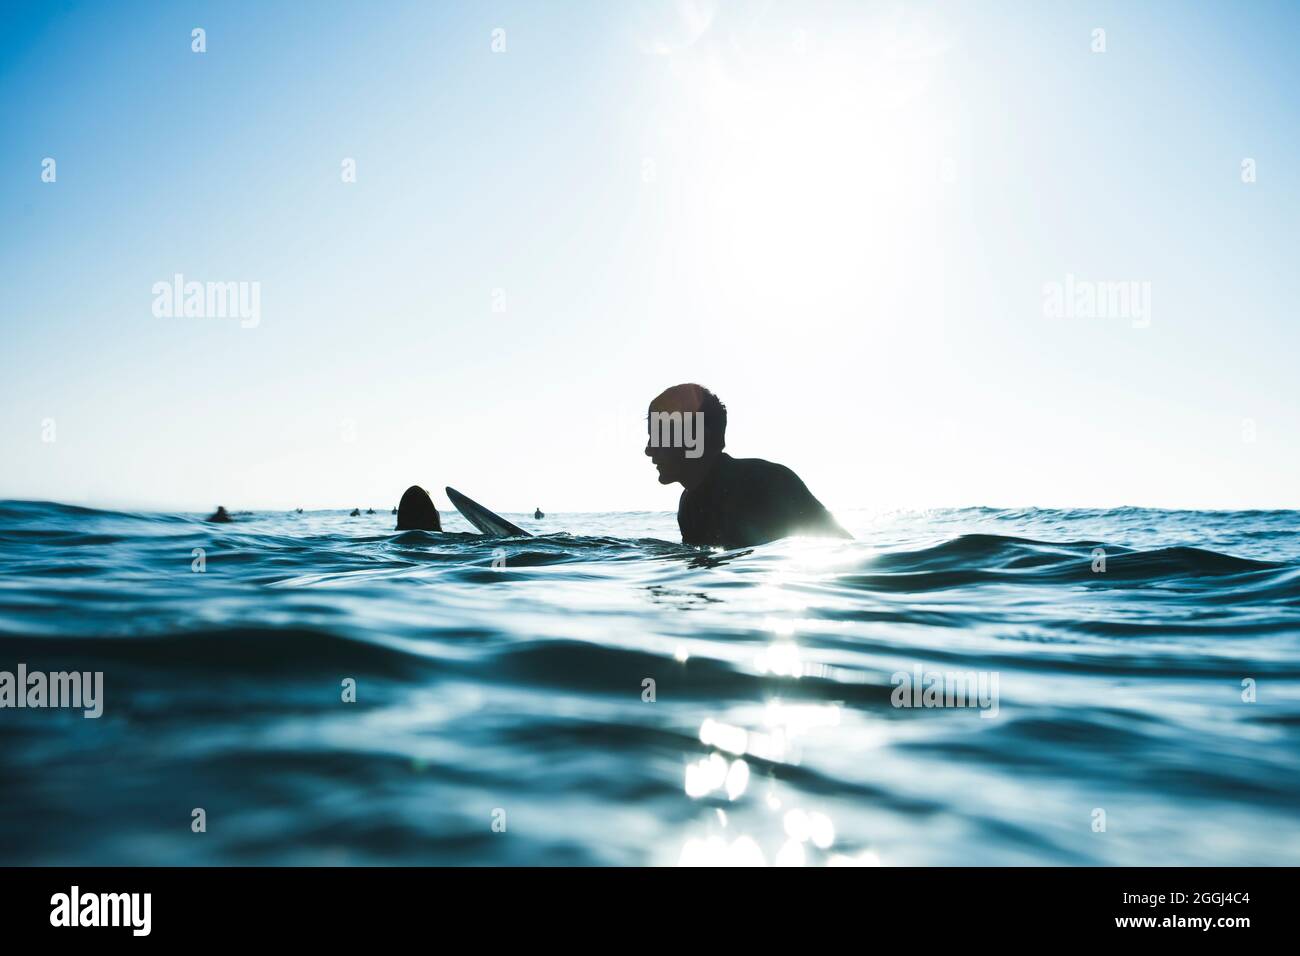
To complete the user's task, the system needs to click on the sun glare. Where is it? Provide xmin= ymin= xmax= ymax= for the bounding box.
xmin=653 ymin=8 xmax=955 ymax=327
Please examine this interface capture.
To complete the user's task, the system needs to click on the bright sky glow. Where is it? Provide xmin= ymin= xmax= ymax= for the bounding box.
xmin=2 ymin=1 xmax=1296 ymax=512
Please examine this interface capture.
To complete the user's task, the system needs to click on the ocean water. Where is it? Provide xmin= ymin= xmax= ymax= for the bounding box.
xmin=1 ymin=500 xmax=1298 ymax=866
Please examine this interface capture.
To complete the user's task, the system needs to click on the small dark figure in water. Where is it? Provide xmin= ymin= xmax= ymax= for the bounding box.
xmin=349 ymin=508 xmax=361 ymax=517
xmin=207 ymin=506 xmax=232 ymax=523
xmin=645 ymin=383 xmax=850 ymax=549
xmin=396 ymin=485 xmax=441 ymax=531
xmin=534 ymin=507 xmax=544 ymax=520
xmin=296 ymin=508 xmax=303 ymax=514
xmin=391 ymin=505 xmax=397 ymax=514
xmin=366 ymin=508 xmax=375 ymax=515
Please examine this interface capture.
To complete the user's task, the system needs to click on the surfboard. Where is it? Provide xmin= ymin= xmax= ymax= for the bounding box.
xmin=445 ymin=487 xmax=532 ymax=538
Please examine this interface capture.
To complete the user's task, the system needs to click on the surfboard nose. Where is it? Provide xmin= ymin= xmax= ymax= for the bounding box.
xmin=446 ymin=487 xmax=531 ymax=538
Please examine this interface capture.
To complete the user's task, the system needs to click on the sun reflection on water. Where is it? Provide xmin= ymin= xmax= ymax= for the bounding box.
xmin=677 ymin=611 xmax=887 ymax=866
xmin=680 ymin=683 xmax=882 ymax=864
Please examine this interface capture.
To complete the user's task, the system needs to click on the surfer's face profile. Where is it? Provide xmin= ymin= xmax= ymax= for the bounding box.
xmin=645 ymin=383 xmax=725 ymax=488
xmin=645 ymin=428 xmax=689 ymax=485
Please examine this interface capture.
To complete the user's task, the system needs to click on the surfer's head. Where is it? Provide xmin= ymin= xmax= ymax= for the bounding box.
xmin=396 ymin=485 xmax=442 ymax=531
xmin=645 ymin=383 xmax=726 ymax=488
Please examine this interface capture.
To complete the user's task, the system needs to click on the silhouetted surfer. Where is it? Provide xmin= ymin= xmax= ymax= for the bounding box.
xmin=534 ymin=507 xmax=544 ymax=520
xmin=645 ymin=383 xmax=850 ymax=549
xmin=206 ymin=505 xmax=232 ymax=523
xmin=396 ymin=485 xmax=441 ymax=531
xmin=349 ymin=508 xmax=361 ymax=517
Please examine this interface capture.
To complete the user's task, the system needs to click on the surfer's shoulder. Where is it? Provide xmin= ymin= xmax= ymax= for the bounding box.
xmin=723 ymin=456 xmax=803 ymax=487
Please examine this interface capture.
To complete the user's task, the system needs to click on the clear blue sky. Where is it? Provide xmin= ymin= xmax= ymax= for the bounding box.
xmin=2 ymin=0 xmax=1297 ymax=512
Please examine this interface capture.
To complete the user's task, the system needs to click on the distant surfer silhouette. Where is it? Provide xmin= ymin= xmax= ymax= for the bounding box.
xmin=396 ymin=485 xmax=442 ymax=531
xmin=350 ymin=508 xmax=361 ymax=517
xmin=534 ymin=507 xmax=544 ymax=520
xmin=645 ymin=383 xmax=850 ymax=549
xmin=206 ymin=505 xmax=232 ymax=523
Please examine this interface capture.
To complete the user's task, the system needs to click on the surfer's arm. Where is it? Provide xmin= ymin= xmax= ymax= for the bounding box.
xmin=770 ymin=464 xmax=852 ymax=540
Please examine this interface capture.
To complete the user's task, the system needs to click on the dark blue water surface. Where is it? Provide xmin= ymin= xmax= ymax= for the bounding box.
xmin=1 ymin=501 xmax=1298 ymax=865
